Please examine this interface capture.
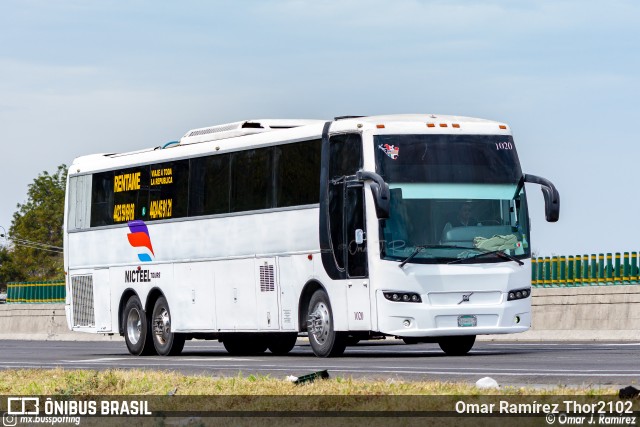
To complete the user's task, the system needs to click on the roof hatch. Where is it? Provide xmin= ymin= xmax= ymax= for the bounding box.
xmin=178 ymin=119 xmax=323 ymax=146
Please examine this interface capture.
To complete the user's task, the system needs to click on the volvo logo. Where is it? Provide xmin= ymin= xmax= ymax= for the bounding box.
xmin=458 ymin=292 xmax=474 ymax=304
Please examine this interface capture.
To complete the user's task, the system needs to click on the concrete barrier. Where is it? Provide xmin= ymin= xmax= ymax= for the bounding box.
xmin=0 ymin=304 xmax=122 ymax=341
xmin=482 ymin=286 xmax=640 ymax=341
xmin=0 ymin=285 xmax=638 ymax=341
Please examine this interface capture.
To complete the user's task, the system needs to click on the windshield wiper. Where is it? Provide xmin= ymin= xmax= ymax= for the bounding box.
xmin=447 ymin=249 xmax=524 ymax=266
xmin=398 ymin=244 xmax=470 ymax=268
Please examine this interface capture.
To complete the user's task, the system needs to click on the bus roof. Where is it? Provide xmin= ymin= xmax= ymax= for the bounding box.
xmin=69 ymin=114 xmax=510 ymax=175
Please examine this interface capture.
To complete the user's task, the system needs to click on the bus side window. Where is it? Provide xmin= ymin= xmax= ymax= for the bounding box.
xmin=90 ymin=171 xmax=114 ymax=227
xmin=274 ymin=139 xmax=322 ymax=207
xmin=230 ymin=148 xmax=273 ymax=212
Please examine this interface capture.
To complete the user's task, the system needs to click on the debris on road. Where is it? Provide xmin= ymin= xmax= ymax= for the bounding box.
xmin=475 ymin=377 xmax=499 ymax=389
xmin=287 ymin=370 xmax=330 ymax=385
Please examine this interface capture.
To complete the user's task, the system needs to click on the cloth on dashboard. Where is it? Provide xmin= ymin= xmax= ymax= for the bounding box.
xmin=473 ymin=234 xmax=518 ymax=251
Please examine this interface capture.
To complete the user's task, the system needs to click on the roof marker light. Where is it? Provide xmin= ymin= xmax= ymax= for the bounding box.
xmin=439 ymin=123 xmax=448 ymax=128
xmin=427 ymin=123 xmax=435 ymax=128
xmin=376 ymin=124 xmax=385 ymax=129
xmin=499 ymin=125 xmax=507 ymax=129
xmin=452 ymin=124 xmax=460 ymax=128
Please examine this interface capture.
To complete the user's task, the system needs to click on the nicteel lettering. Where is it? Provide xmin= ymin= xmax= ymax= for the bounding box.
xmin=125 ymin=269 xmax=151 ymax=283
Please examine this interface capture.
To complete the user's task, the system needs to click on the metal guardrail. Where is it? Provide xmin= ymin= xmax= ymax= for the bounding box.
xmin=6 ymin=280 xmax=65 ymax=303
xmin=532 ymin=252 xmax=639 ymax=287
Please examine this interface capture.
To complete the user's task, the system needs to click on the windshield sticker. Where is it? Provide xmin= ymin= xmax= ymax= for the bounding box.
xmin=378 ymin=143 xmax=399 ymax=160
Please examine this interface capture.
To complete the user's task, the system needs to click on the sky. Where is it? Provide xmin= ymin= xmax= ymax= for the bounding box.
xmin=0 ymin=0 xmax=639 ymax=256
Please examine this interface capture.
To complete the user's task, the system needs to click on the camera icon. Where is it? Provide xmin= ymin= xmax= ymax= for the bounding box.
xmin=2 ymin=412 xmax=17 ymax=427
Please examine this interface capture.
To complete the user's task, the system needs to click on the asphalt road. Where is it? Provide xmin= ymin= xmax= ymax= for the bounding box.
xmin=0 ymin=339 xmax=638 ymax=387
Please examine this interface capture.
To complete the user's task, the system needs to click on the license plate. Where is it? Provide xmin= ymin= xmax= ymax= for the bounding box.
xmin=457 ymin=315 xmax=477 ymax=327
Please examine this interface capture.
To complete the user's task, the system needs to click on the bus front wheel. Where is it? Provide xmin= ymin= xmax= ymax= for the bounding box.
xmin=438 ymin=335 xmax=476 ymax=356
xmin=151 ymin=296 xmax=185 ymax=356
xmin=307 ymin=289 xmax=346 ymax=357
xmin=123 ymin=295 xmax=155 ymax=356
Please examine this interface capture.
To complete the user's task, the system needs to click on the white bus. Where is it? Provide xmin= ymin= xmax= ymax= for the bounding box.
xmin=64 ymin=114 xmax=559 ymax=357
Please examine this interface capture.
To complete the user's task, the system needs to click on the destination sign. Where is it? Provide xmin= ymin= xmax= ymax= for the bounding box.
xmin=90 ymin=160 xmax=188 ymax=227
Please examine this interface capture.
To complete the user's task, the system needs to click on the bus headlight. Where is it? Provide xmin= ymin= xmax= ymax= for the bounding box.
xmin=383 ymin=292 xmax=422 ymax=303
xmin=507 ymin=287 xmax=531 ymax=301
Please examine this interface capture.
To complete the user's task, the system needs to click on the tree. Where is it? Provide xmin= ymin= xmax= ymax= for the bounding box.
xmin=0 ymin=164 xmax=67 ymax=282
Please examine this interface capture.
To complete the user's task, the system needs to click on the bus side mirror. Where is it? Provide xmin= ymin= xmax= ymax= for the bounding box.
xmin=356 ymin=170 xmax=390 ymax=219
xmin=524 ymin=174 xmax=560 ymax=222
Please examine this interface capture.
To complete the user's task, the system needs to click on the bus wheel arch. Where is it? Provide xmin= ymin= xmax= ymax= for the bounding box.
xmin=298 ymin=280 xmax=325 ymax=332
xmin=144 ymin=287 xmax=164 ymax=315
xmin=118 ymin=289 xmax=139 ymax=335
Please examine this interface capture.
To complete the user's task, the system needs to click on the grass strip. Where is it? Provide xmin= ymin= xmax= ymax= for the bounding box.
xmin=0 ymin=369 xmax=618 ymax=396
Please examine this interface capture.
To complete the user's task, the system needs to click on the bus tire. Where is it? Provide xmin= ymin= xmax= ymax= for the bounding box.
xmin=438 ymin=335 xmax=476 ymax=356
xmin=151 ymin=296 xmax=185 ymax=356
xmin=307 ymin=289 xmax=346 ymax=357
xmin=267 ymin=333 xmax=298 ymax=355
xmin=123 ymin=295 xmax=155 ymax=356
xmin=223 ymin=335 xmax=268 ymax=355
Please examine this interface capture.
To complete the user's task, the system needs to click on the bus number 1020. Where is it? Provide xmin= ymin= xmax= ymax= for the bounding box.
xmin=495 ymin=142 xmax=513 ymax=150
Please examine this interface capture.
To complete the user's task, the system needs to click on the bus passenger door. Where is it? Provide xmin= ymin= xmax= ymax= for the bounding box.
xmin=344 ymin=183 xmax=370 ymax=330
xmin=325 ymin=132 xmax=370 ymax=330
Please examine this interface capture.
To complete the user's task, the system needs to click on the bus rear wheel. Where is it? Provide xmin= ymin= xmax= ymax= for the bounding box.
xmin=438 ymin=335 xmax=476 ymax=356
xmin=307 ymin=289 xmax=346 ymax=357
xmin=123 ymin=295 xmax=155 ymax=356
xmin=151 ymin=296 xmax=185 ymax=356
xmin=267 ymin=333 xmax=298 ymax=355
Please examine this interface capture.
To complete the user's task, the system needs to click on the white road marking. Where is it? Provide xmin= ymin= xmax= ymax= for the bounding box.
xmin=2 ymin=362 xmax=637 ymax=378
xmin=63 ymin=357 xmax=255 ymax=363
xmin=486 ymin=342 xmax=640 ymax=347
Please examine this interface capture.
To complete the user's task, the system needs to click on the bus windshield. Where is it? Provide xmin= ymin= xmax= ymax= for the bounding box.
xmin=374 ymin=134 xmax=530 ymax=264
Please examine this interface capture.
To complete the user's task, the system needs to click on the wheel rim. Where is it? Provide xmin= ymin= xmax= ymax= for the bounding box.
xmin=308 ymin=302 xmax=331 ymax=345
xmin=154 ymin=307 xmax=171 ymax=345
xmin=126 ymin=307 xmax=142 ymax=345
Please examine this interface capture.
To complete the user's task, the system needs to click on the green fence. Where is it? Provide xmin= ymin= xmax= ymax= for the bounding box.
xmin=6 ymin=280 xmax=65 ymax=303
xmin=3 ymin=255 xmax=636 ymax=299
xmin=532 ymin=252 xmax=639 ymax=287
